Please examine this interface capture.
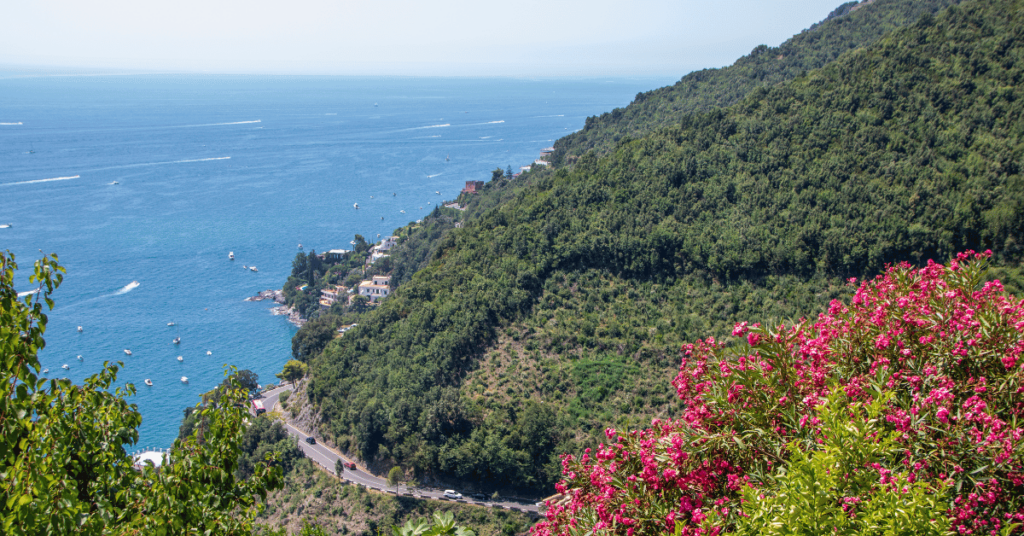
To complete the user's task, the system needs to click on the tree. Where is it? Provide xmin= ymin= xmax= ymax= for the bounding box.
xmin=392 ymin=512 xmax=476 ymax=536
xmin=387 ymin=466 xmax=404 ymax=488
xmin=349 ymin=294 xmax=369 ymax=314
xmin=291 ymin=317 xmax=337 ymax=362
xmin=0 ymin=251 xmax=282 ymax=535
xmin=491 ymin=167 xmax=504 ymax=181
xmin=227 ymin=369 xmax=260 ymax=397
xmin=505 ymin=165 xmax=514 ymax=179
xmin=275 ymin=359 xmax=308 ymax=385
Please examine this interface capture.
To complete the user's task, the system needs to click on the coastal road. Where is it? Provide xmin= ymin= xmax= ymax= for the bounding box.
xmin=259 ymin=385 xmax=541 ymax=514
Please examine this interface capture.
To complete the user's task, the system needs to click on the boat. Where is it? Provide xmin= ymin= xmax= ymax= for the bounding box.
xmin=436 ymin=191 xmax=440 ymax=194
xmin=243 ymin=265 xmax=247 ymax=269
xmin=77 ymin=355 xmax=82 ymax=360
xmin=177 ymin=356 xmax=183 ymax=362
xmin=124 ymin=349 xmax=132 ymax=356
xmin=229 ymin=252 xmax=234 ymax=260
xmin=144 ymin=379 xmax=153 ymax=386
xmin=400 ymin=210 xmax=406 ymax=214
xmin=181 ymin=376 xmax=188 ymax=383
xmin=370 ymin=195 xmax=374 ymax=199
xmin=353 ymin=203 xmax=359 ymax=209
xmin=381 ymin=216 xmax=384 ymax=220
xmin=393 ymin=192 xmax=396 ymax=196
xmin=0 ymin=224 xmax=11 ymax=229
xmin=109 ymin=181 xmax=119 ymax=185
xmin=62 ymin=364 xmax=69 ymax=370
xmin=446 ymin=154 xmax=450 ymax=162
xmin=298 ymin=243 xmax=303 ymax=250
xmin=374 ymin=102 xmax=378 ymax=107
xmin=350 ymin=240 xmax=356 ymax=245
xmin=42 ymin=368 xmax=48 ymax=374
xmin=77 ymin=326 xmax=83 ymax=332
xmin=250 ymin=266 xmax=258 ymax=272
xmin=173 ymin=337 xmax=180 ymax=344
xmin=206 ymin=350 xmax=212 ymax=356
xmin=167 ymin=322 xmax=175 ymax=326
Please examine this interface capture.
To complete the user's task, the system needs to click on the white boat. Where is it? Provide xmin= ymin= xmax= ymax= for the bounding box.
xmin=250 ymin=266 xmax=258 ymax=272
xmin=109 ymin=181 xmax=118 ymax=185
xmin=144 ymin=379 xmax=153 ymax=386
xmin=181 ymin=376 xmax=188 ymax=383
xmin=62 ymin=364 xmax=69 ymax=370
xmin=298 ymin=243 xmax=303 ymax=249
xmin=77 ymin=326 xmax=83 ymax=332
xmin=77 ymin=355 xmax=82 ymax=361
xmin=173 ymin=337 xmax=180 ymax=344
xmin=353 ymin=203 xmax=359 ymax=209
xmin=229 ymin=252 xmax=234 ymax=260
xmin=0 ymin=223 xmax=11 ymax=229
xmin=167 ymin=322 xmax=175 ymax=326
xmin=124 ymin=349 xmax=132 ymax=356
xmin=206 ymin=350 xmax=212 ymax=356
xmin=243 ymin=265 xmax=248 ymax=269
xmin=400 ymin=210 xmax=406 ymax=214
xmin=177 ymin=356 xmax=183 ymax=362
xmin=42 ymin=368 xmax=48 ymax=374
xmin=436 ymin=191 xmax=440 ymax=194
xmin=350 ymin=240 xmax=356 ymax=245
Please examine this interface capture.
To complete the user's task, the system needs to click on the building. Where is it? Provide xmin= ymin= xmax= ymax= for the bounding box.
xmin=358 ymin=275 xmax=392 ymax=303
xmin=377 ymin=236 xmax=398 ymax=251
xmin=368 ymin=252 xmax=390 ymax=265
xmin=461 ymin=180 xmax=485 ymax=194
xmin=533 ymin=160 xmax=550 ymax=167
xmin=319 ymin=285 xmax=347 ymax=309
xmin=540 ymin=147 xmax=554 ymax=158
xmin=326 ymin=249 xmax=350 ymax=262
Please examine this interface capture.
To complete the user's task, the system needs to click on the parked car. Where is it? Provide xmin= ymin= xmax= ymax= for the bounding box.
xmin=304 ymin=436 xmax=316 ymax=444
xmin=471 ymin=493 xmax=487 ymax=501
xmin=343 ymin=461 xmax=356 ymax=470
xmin=443 ymin=490 xmax=463 ymax=500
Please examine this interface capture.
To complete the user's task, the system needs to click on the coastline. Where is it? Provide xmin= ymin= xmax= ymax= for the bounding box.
xmin=247 ymin=289 xmax=307 ymax=328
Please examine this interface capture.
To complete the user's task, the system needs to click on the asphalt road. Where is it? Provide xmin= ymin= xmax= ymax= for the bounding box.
xmin=260 ymin=385 xmax=541 ymax=515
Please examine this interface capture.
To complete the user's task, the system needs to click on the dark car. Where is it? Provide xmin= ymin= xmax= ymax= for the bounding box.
xmin=304 ymin=436 xmax=316 ymax=444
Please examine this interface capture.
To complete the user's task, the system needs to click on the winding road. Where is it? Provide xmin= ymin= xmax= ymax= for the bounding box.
xmin=260 ymin=385 xmax=542 ymax=515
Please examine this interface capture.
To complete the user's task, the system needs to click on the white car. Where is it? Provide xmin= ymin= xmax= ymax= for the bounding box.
xmin=443 ymin=490 xmax=462 ymax=500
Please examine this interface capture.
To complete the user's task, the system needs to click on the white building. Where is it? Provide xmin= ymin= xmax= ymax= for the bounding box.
xmin=358 ymin=275 xmax=392 ymax=303
xmin=326 ymin=249 xmax=350 ymax=262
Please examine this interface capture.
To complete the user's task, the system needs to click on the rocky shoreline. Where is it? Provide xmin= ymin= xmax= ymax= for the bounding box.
xmin=247 ymin=289 xmax=307 ymax=328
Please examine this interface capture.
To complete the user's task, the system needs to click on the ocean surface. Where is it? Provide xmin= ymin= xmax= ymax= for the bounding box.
xmin=0 ymin=73 xmax=675 ymax=449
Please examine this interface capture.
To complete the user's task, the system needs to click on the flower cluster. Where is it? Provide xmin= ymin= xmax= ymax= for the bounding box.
xmin=533 ymin=252 xmax=1024 ymax=536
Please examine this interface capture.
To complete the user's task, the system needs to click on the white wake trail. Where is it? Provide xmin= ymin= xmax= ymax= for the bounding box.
xmin=0 ymin=122 xmax=23 ymax=125
xmin=1 ymin=175 xmax=80 ymax=187
xmin=116 ymin=281 xmax=140 ymax=295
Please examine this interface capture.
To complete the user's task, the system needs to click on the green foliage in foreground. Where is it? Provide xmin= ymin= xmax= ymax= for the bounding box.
xmin=0 ymin=251 xmax=282 ymax=535
xmin=304 ymin=0 xmax=1024 ymax=493
xmin=550 ymin=0 xmax=963 ymax=167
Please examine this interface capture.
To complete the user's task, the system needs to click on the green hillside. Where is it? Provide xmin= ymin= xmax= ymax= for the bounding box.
xmin=551 ymin=0 xmax=963 ymax=167
xmin=303 ymin=0 xmax=1024 ymax=494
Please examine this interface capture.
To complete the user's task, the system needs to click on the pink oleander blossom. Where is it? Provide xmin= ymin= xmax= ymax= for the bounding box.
xmin=533 ymin=253 xmax=1024 ymax=536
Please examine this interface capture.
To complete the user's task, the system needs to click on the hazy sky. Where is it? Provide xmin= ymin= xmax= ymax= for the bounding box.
xmin=4 ymin=0 xmax=845 ymax=77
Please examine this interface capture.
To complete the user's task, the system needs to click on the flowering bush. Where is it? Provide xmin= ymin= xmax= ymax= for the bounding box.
xmin=534 ymin=252 xmax=1024 ymax=536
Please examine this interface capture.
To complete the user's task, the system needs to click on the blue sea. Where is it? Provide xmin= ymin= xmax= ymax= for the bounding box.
xmin=0 ymin=73 xmax=674 ymax=449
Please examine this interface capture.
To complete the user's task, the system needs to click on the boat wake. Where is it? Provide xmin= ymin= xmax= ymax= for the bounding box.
xmin=427 ymin=173 xmax=443 ymax=178
xmin=486 ymin=120 xmax=505 ymax=124
xmin=87 ymin=157 xmax=230 ymax=173
xmin=184 ymin=120 xmax=261 ymax=127
xmin=116 ymin=281 xmax=141 ymax=295
xmin=0 ymin=122 xmax=23 ymax=125
xmin=1 ymin=175 xmax=80 ymax=187
xmin=17 ymin=289 xmax=40 ymax=298
xmin=533 ymin=115 xmax=564 ymax=118
xmin=402 ymin=123 xmax=450 ymax=131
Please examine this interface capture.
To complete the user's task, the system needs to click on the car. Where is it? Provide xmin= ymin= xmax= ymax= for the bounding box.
xmin=304 ymin=436 xmax=316 ymax=444
xmin=443 ymin=490 xmax=462 ymax=500
xmin=343 ymin=461 xmax=356 ymax=470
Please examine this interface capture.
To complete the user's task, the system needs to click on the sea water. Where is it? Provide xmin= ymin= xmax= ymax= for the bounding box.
xmin=0 ymin=73 xmax=674 ymax=448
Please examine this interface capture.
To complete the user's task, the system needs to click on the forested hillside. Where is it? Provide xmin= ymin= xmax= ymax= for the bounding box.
xmin=303 ymin=0 xmax=1024 ymax=495
xmin=551 ymin=0 xmax=963 ymax=167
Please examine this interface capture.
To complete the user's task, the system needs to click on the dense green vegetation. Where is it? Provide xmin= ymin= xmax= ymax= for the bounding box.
xmin=298 ymin=0 xmax=1024 ymax=495
xmin=550 ymin=0 xmax=963 ymax=167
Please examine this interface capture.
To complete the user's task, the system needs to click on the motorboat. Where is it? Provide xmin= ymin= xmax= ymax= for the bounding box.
xmin=77 ymin=355 xmax=82 ymax=361
xmin=181 ymin=376 xmax=188 ymax=383
xmin=206 ymin=350 xmax=212 ymax=356
xmin=167 ymin=322 xmax=175 ymax=326
xmin=353 ymin=203 xmax=359 ymax=209
xmin=436 ymin=191 xmax=440 ymax=194
xmin=77 ymin=326 xmax=83 ymax=332
xmin=42 ymin=368 xmax=48 ymax=374
xmin=144 ymin=379 xmax=153 ymax=386
xmin=250 ymin=266 xmax=258 ymax=272
xmin=177 ymin=356 xmax=183 ymax=362
xmin=350 ymin=240 xmax=356 ymax=245
xmin=243 ymin=265 xmax=247 ymax=269
xmin=173 ymin=337 xmax=180 ymax=344
xmin=298 ymin=243 xmax=303 ymax=250
xmin=400 ymin=210 xmax=406 ymax=214
xmin=229 ymin=252 xmax=234 ymax=260
xmin=62 ymin=364 xmax=69 ymax=370
xmin=124 ymin=349 xmax=132 ymax=356
xmin=109 ymin=181 xmax=119 ymax=185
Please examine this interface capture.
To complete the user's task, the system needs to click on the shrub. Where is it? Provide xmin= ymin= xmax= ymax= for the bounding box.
xmin=535 ymin=252 xmax=1024 ymax=536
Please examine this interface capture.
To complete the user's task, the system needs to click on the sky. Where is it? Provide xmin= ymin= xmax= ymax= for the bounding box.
xmin=3 ymin=0 xmax=846 ymax=77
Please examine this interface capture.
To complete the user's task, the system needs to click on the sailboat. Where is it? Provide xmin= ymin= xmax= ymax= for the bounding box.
xmin=173 ymin=336 xmax=180 ymax=344
xmin=445 ymin=154 xmax=450 ymax=162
